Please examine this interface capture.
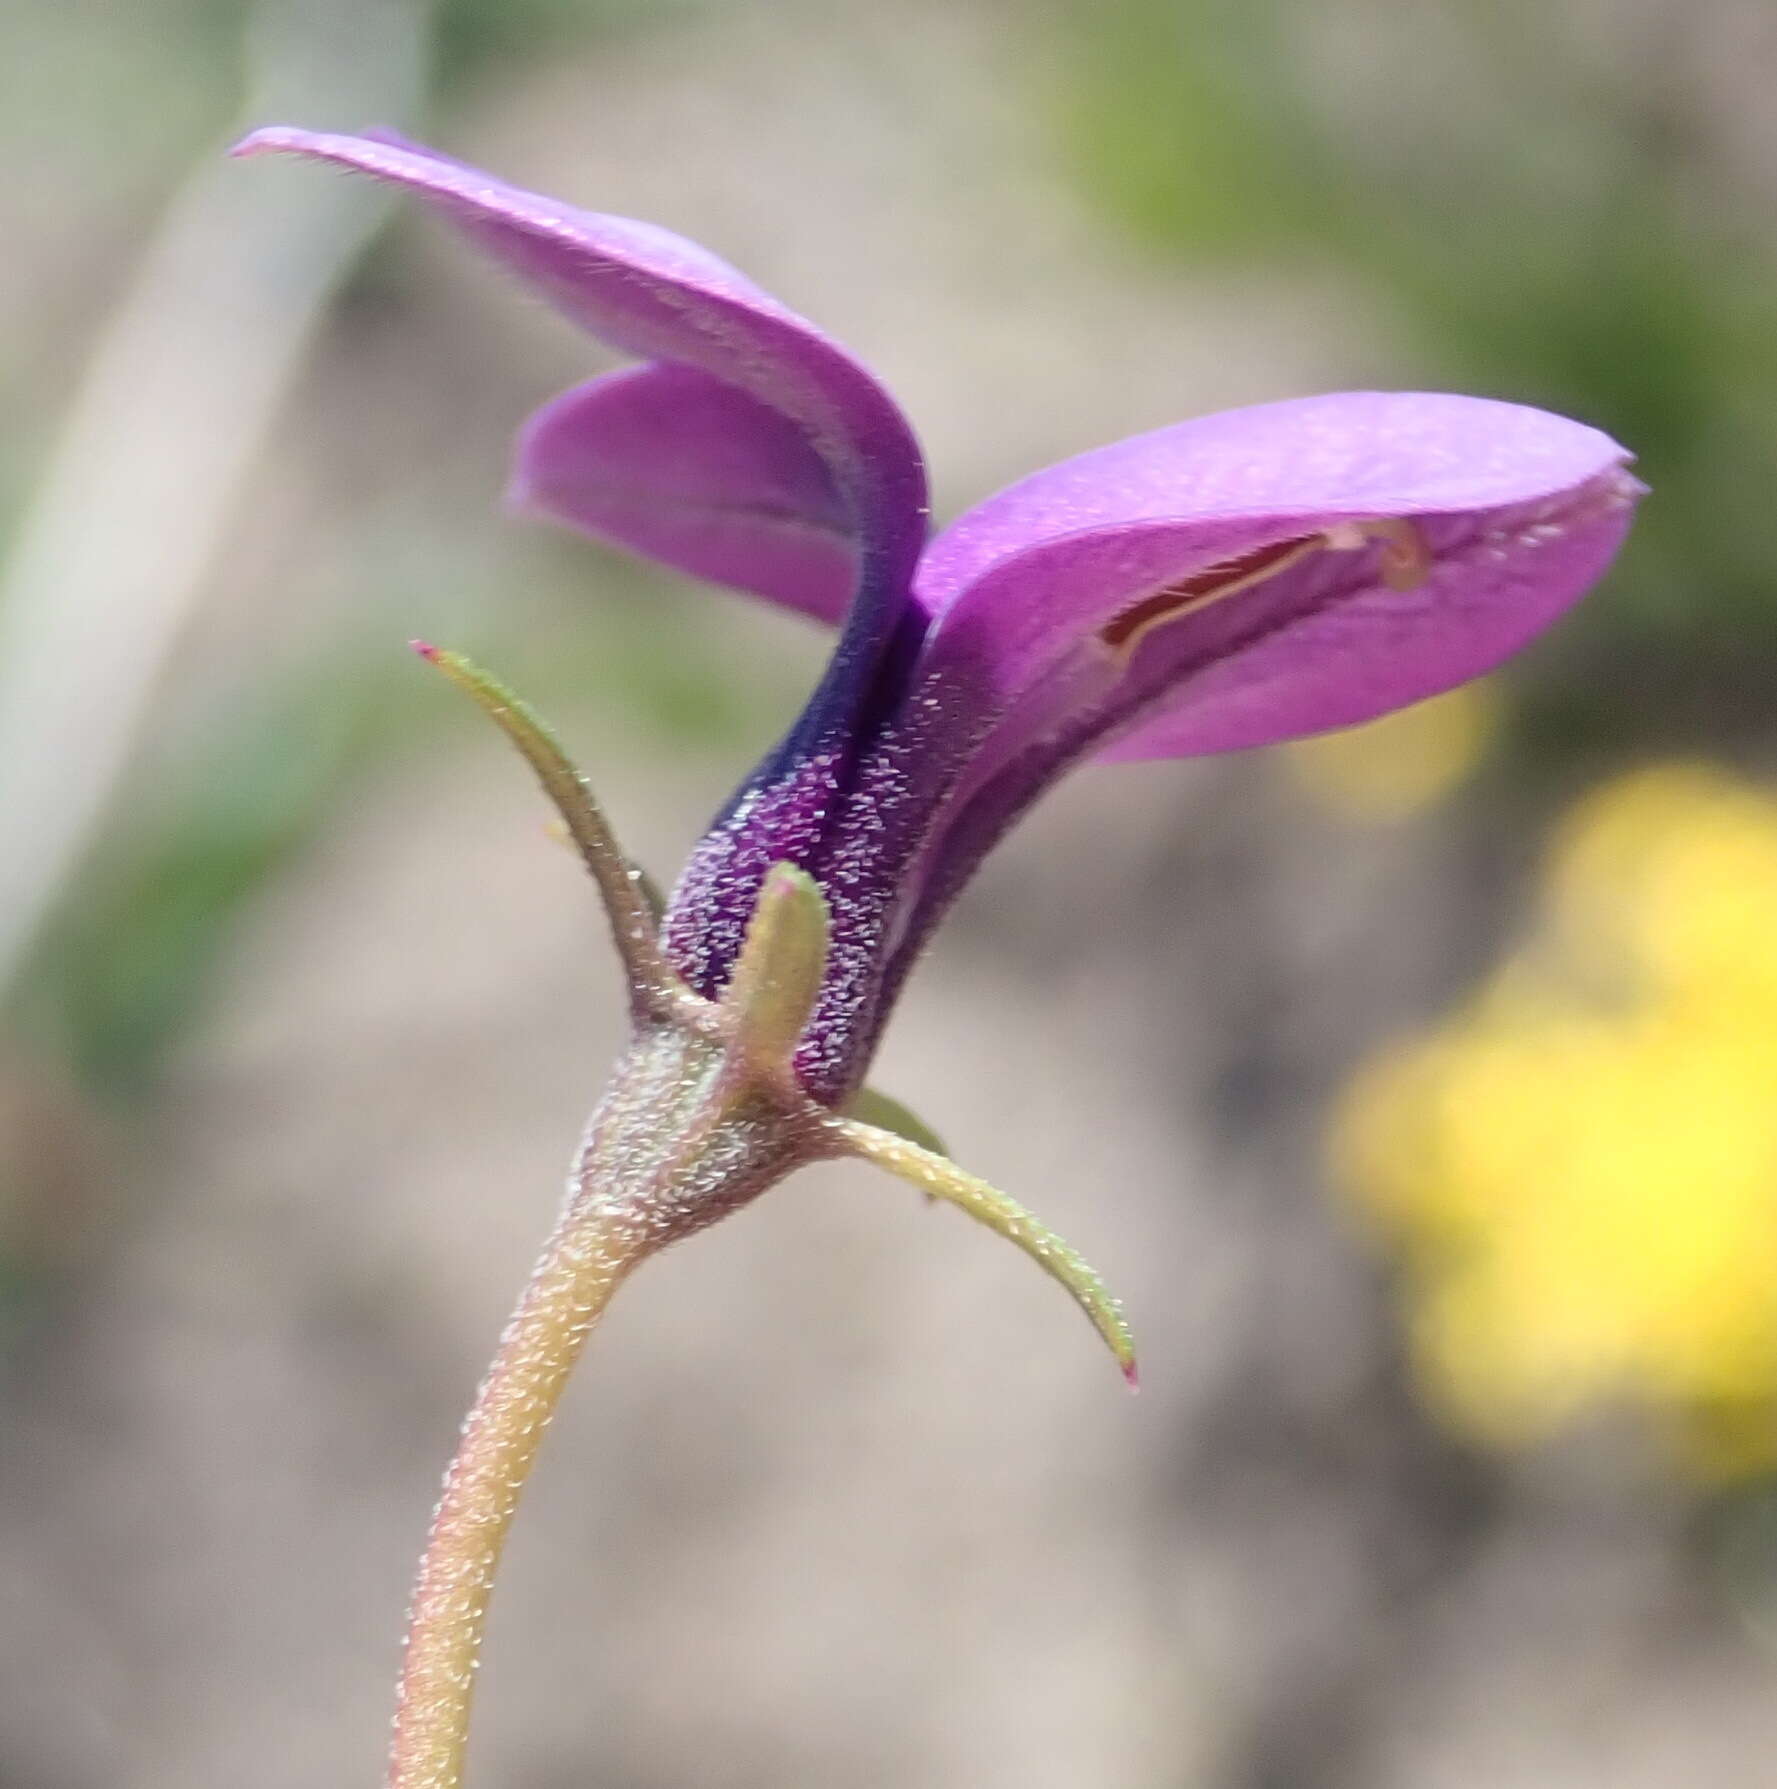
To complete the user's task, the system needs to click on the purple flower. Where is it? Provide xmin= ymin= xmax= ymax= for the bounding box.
xmin=235 ymin=134 xmax=1649 ymax=1785
xmin=234 ymin=129 xmax=1641 ymax=1105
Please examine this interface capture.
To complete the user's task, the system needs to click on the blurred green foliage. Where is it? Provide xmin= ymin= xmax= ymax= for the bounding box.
xmin=427 ymin=0 xmax=691 ymax=96
xmin=6 ymin=655 xmax=406 ymax=1097
xmin=1058 ymin=0 xmax=1777 ymax=749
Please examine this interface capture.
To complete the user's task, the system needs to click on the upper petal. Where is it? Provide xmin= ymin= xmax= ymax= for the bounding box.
xmin=232 ymin=128 xmax=929 ymax=619
xmin=919 ymin=391 xmax=1625 ymax=613
xmin=512 ymin=363 xmax=858 ymax=623
xmin=912 ymin=392 xmax=1637 ymax=751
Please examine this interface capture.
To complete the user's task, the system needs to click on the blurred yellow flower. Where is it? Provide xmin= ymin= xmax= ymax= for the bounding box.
xmin=1333 ymin=764 xmax=1777 ymax=1479
xmin=1284 ymin=679 xmax=1500 ymax=824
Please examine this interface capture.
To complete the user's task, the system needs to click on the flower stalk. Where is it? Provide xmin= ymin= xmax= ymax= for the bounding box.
xmin=390 ymin=1013 xmax=805 ymax=1789
xmin=392 ymin=1167 xmax=646 ymax=1789
xmin=395 ymin=649 xmax=1135 ymax=1789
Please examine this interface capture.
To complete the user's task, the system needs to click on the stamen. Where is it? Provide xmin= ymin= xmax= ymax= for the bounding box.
xmin=1097 ymin=516 xmax=1434 ymax=659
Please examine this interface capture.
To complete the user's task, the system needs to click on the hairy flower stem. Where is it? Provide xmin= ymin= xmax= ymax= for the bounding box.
xmin=390 ymin=1200 xmax=638 ymax=1789
xmin=387 ymin=650 xmax=1136 ymax=1789
xmin=388 ymin=1024 xmax=800 ymax=1789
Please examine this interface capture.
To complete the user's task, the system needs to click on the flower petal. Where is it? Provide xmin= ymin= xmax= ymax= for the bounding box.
xmin=231 ymin=127 xmax=929 ymax=623
xmin=512 ymin=363 xmax=858 ymax=623
xmin=913 ymin=392 xmax=1636 ymax=754
xmin=920 ymin=391 xmax=1624 ymax=607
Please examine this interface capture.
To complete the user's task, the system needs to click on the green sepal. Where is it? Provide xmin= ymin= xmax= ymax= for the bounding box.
xmin=414 ymin=643 xmax=673 ymax=1012
xmin=825 ymin=1116 xmax=1138 ymax=1385
xmin=845 ymin=1086 xmax=947 ymax=1158
xmin=720 ymin=863 xmax=830 ymax=1076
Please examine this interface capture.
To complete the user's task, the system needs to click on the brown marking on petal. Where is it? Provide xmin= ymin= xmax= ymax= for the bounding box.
xmin=1097 ymin=516 xmax=1434 ymax=661
xmin=1098 ymin=534 xmax=1323 ymax=656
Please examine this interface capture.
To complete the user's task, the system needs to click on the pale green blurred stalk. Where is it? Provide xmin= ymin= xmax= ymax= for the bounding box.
xmin=0 ymin=0 xmax=430 ymax=993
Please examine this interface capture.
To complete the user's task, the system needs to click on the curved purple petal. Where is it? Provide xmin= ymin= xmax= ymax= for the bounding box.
xmin=919 ymin=391 xmax=1625 ymax=608
xmin=912 ymin=392 xmax=1637 ymax=755
xmin=512 ymin=363 xmax=858 ymax=623
xmin=231 ymin=128 xmax=929 ymax=627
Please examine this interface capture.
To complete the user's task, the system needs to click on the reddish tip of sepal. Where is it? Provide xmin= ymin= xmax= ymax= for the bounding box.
xmin=409 ymin=639 xmax=440 ymax=661
xmin=1121 ymin=1359 xmax=1141 ymax=1394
